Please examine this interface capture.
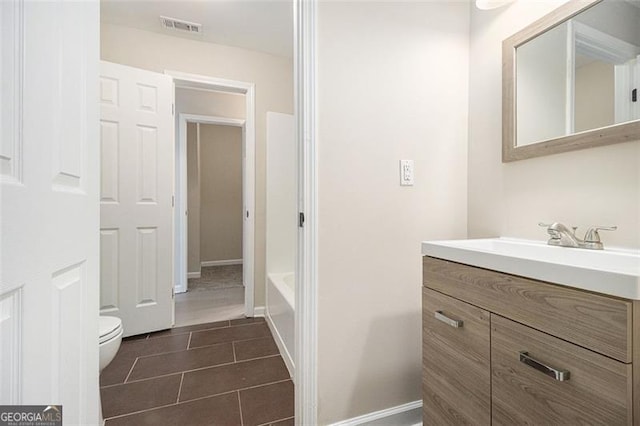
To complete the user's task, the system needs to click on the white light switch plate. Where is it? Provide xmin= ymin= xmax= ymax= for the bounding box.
xmin=400 ymin=160 xmax=414 ymax=186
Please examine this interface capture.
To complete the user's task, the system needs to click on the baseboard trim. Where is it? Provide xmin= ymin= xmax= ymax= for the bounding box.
xmin=265 ymin=309 xmax=295 ymax=380
xmin=201 ymin=259 xmax=243 ymax=267
xmin=187 ymin=272 xmax=201 ymax=279
xmin=328 ymin=400 xmax=422 ymax=426
xmin=253 ymin=306 xmax=265 ymax=317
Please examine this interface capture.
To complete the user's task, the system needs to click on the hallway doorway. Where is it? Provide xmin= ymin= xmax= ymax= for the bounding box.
xmin=177 ymin=118 xmax=247 ymax=326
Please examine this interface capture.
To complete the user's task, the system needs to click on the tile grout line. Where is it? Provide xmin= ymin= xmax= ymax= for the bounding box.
xmin=105 ymin=390 xmax=248 ymax=421
xmin=180 ymin=378 xmax=293 ymax=405
xmin=100 ymin=355 xmax=284 ymax=389
xmin=131 ymin=321 xmax=267 ymax=342
xmin=141 ymin=320 xmax=265 ymax=341
xmin=189 ymin=333 xmax=272 ymax=351
xmin=176 ymin=373 xmax=184 ymax=404
xmin=237 ymin=378 xmax=293 ymax=395
xmin=105 ymin=379 xmax=291 ymax=420
xmin=100 ymin=371 xmax=182 ymax=389
xmin=103 ymin=400 xmax=182 ymax=421
xmin=121 ymin=322 xmax=268 ymax=360
xmin=231 ymin=335 xmax=275 ymax=345
xmin=120 ymin=339 xmax=233 ymax=366
xmin=124 ymin=325 xmax=207 ymax=341
xmin=237 ymin=391 xmax=244 ymax=426
xmin=126 ymin=315 xmax=261 ymax=339
xmin=123 ymin=357 xmax=139 ymax=383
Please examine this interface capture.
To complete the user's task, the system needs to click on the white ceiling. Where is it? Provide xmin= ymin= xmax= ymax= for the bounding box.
xmin=100 ymin=0 xmax=293 ymax=58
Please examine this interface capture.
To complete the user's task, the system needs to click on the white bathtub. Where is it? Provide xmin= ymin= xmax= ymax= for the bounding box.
xmin=266 ymin=272 xmax=295 ymax=377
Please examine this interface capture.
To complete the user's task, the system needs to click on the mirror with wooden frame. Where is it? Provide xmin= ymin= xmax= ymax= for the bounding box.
xmin=503 ymin=0 xmax=640 ymax=162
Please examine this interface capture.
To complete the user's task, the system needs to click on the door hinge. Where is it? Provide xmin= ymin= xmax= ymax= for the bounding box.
xmin=633 ymin=88 xmax=637 ymax=103
xmin=172 ymin=195 xmax=175 ymax=207
xmin=299 ymin=212 xmax=305 ymax=228
xmin=172 ymin=103 xmax=175 ymax=115
xmin=172 ymin=288 xmax=175 ymax=299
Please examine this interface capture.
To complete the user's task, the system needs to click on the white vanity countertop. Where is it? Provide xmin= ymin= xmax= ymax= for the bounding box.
xmin=421 ymin=237 xmax=640 ymax=300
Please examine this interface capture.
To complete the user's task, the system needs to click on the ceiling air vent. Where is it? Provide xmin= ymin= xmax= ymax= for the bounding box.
xmin=160 ymin=16 xmax=202 ymax=34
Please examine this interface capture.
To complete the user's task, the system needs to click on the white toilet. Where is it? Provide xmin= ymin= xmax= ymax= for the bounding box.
xmin=99 ymin=316 xmax=123 ymax=372
xmin=99 ymin=316 xmax=123 ymax=423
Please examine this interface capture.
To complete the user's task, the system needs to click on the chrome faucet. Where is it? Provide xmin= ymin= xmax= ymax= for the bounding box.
xmin=538 ymin=222 xmax=617 ymax=250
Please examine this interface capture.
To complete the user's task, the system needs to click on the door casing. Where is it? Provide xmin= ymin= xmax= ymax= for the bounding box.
xmin=167 ymin=71 xmax=256 ymax=317
xmin=176 ymin=114 xmax=246 ymax=299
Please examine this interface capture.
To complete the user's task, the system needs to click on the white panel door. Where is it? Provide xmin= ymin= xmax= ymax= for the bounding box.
xmin=100 ymin=61 xmax=174 ymax=337
xmin=0 ymin=0 xmax=100 ymax=424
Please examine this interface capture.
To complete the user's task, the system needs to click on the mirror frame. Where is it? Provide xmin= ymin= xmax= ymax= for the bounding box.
xmin=502 ymin=0 xmax=640 ymax=162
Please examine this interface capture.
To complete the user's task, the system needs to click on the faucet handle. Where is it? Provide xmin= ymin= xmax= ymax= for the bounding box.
xmin=539 ymin=222 xmax=562 ymax=240
xmin=584 ymin=226 xmax=617 ymax=243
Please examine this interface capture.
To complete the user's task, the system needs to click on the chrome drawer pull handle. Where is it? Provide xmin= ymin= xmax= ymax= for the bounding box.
xmin=434 ymin=311 xmax=463 ymax=328
xmin=519 ymin=351 xmax=570 ymax=382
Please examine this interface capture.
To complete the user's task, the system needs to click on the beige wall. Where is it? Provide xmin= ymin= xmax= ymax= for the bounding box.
xmin=266 ymin=112 xmax=296 ymax=274
xmin=101 ymin=23 xmax=294 ymax=306
xmin=176 ymin=88 xmax=246 ymax=119
xmin=200 ymin=124 xmax=243 ymax=262
xmin=468 ymin=1 xmax=640 ymax=249
xmin=317 ymin=2 xmax=469 ymax=423
xmin=187 ymin=123 xmax=201 ymax=273
xmin=575 ymin=60 xmax=614 ymax=133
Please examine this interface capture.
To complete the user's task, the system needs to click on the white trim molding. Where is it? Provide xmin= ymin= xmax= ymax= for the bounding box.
xmin=294 ymin=0 xmax=318 ymax=424
xmin=253 ymin=306 xmax=265 ymax=317
xmin=187 ymin=272 xmax=201 ymax=279
xmin=201 ymin=259 xmax=243 ymax=267
xmin=265 ymin=310 xmax=295 ymax=379
xmin=328 ymin=401 xmax=423 ymax=426
xmin=166 ymin=71 xmax=256 ymax=317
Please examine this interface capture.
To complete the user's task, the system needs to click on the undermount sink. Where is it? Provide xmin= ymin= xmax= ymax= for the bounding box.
xmin=421 ymin=238 xmax=640 ymax=299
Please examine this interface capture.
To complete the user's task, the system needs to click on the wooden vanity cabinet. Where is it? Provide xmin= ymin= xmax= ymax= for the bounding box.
xmin=422 ymin=256 xmax=637 ymax=426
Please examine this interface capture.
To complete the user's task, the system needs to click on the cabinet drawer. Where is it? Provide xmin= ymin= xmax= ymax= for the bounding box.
xmin=491 ymin=314 xmax=632 ymax=425
xmin=423 ymin=256 xmax=632 ymax=362
xmin=423 ymin=288 xmax=490 ymax=425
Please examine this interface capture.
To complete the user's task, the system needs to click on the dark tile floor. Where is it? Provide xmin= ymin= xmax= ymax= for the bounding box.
xmin=101 ymin=317 xmax=294 ymax=426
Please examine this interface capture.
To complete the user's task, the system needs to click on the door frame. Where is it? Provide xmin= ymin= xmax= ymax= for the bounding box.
xmin=294 ymin=0 xmax=319 ymax=423
xmin=177 ymin=114 xmax=246 ymax=294
xmin=167 ymin=71 xmax=256 ymax=317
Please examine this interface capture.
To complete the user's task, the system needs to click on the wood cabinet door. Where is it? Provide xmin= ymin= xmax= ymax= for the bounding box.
xmin=491 ymin=314 xmax=631 ymax=426
xmin=423 ymin=287 xmax=491 ymax=425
